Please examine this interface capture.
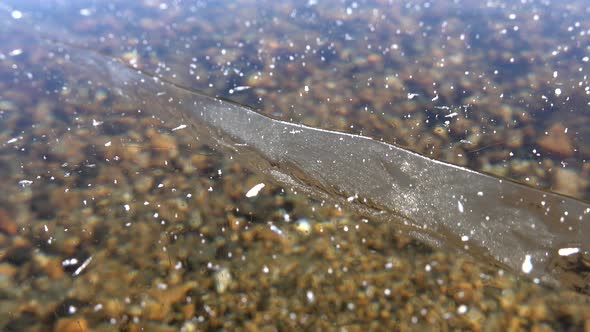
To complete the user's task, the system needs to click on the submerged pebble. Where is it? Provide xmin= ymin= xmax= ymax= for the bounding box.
xmin=293 ymin=218 xmax=312 ymax=235
xmin=214 ymin=267 xmax=232 ymax=294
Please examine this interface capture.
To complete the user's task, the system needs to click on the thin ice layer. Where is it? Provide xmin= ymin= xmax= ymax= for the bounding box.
xmin=8 ymin=28 xmax=590 ymax=290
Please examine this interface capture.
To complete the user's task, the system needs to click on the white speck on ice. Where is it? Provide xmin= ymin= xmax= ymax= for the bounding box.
xmin=457 ymin=201 xmax=464 ymax=213
xmin=73 ymin=255 xmax=93 ymax=276
xmin=8 ymin=49 xmax=22 ymax=56
xmin=521 ymin=254 xmax=533 ymax=274
xmin=123 ymin=204 xmax=130 ymax=211
xmin=7 ymin=137 xmax=18 ymax=144
xmin=269 ymin=224 xmax=284 ymax=237
xmin=18 ymin=180 xmax=33 ymax=187
xmin=79 ymin=8 xmax=92 ymax=16
xmin=445 ymin=112 xmax=459 ymax=118
xmin=11 ymin=10 xmax=22 ymax=19
xmin=555 ymin=88 xmax=562 ymax=96
xmin=245 ymin=183 xmax=265 ymax=197
xmin=104 ymin=141 xmax=112 ymax=147
xmin=172 ymin=124 xmax=187 ymax=131
xmin=407 ymin=93 xmax=419 ymax=99
xmin=558 ymin=247 xmax=580 ymax=256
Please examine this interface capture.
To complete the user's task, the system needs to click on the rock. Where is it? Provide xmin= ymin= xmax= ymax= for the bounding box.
xmin=293 ymin=218 xmax=312 ymax=236
xmin=33 ymin=253 xmax=65 ymax=279
xmin=0 ymin=208 xmax=17 ymax=235
xmin=54 ymin=317 xmax=89 ymax=332
xmin=147 ymin=129 xmax=179 ymax=158
xmin=552 ymin=168 xmax=587 ymax=198
xmin=537 ymin=123 xmax=574 ymax=158
xmin=214 ymin=267 xmax=232 ymax=294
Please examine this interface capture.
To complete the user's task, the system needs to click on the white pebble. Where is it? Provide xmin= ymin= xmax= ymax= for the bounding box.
xmin=294 ymin=218 xmax=312 ymax=235
xmin=214 ymin=267 xmax=232 ymax=294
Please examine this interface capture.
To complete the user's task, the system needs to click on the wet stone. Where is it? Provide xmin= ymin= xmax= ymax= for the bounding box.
xmin=537 ymin=123 xmax=574 ymax=158
xmin=0 ymin=208 xmax=17 ymax=235
xmin=214 ymin=267 xmax=232 ymax=294
xmin=552 ymin=168 xmax=587 ymax=198
xmin=54 ymin=317 xmax=89 ymax=332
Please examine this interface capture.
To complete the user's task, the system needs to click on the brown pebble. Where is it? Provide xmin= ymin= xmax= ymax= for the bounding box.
xmin=147 ymin=129 xmax=179 ymax=158
xmin=530 ymin=301 xmax=549 ymax=321
xmin=103 ymin=299 xmax=125 ymax=318
xmin=0 ymin=263 xmax=18 ymax=278
xmin=552 ymin=168 xmax=587 ymax=197
xmin=0 ymin=208 xmax=17 ymax=235
xmin=33 ymin=254 xmax=65 ymax=279
xmin=537 ymin=123 xmax=574 ymax=157
xmin=181 ymin=303 xmax=195 ymax=319
xmin=149 ymin=281 xmax=197 ymax=307
xmin=143 ymin=298 xmax=170 ymax=321
xmin=54 ymin=317 xmax=89 ymax=332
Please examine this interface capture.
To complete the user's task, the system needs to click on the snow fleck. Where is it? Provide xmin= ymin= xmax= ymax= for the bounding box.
xmin=555 ymin=88 xmax=562 ymax=96
xmin=18 ymin=180 xmax=33 ymax=187
xmin=457 ymin=201 xmax=464 ymax=213
xmin=79 ymin=8 xmax=92 ymax=16
xmin=172 ymin=124 xmax=187 ymax=131
xmin=73 ymin=255 xmax=93 ymax=276
xmin=269 ymin=224 xmax=284 ymax=237
xmin=521 ymin=254 xmax=533 ymax=274
xmin=9 ymin=49 xmax=23 ymax=56
xmin=245 ymin=183 xmax=265 ymax=198
xmin=306 ymin=290 xmax=315 ymax=303
xmin=457 ymin=305 xmax=468 ymax=314
xmin=11 ymin=10 xmax=23 ymax=20
xmin=558 ymin=247 xmax=580 ymax=256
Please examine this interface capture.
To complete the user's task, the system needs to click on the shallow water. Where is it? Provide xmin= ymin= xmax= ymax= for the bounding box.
xmin=1 ymin=0 xmax=590 ymax=331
